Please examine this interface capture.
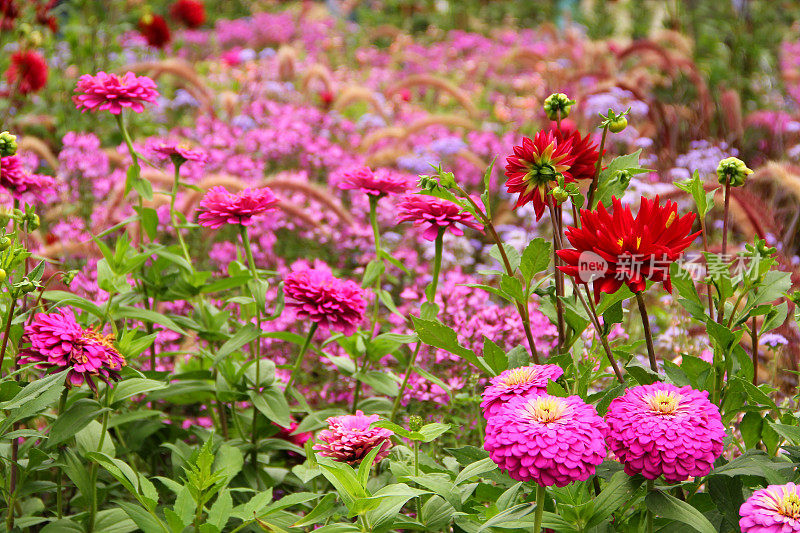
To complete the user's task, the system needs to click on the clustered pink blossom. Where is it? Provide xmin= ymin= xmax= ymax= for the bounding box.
xmin=197 ymin=186 xmax=279 ymax=228
xmin=396 ymin=194 xmax=483 ymax=241
xmin=604 ymin=382 xmax=725 ymax=483
xmin=484 ymin=394 xmax=608 ymax=486
xmin=337 ymin=166 xmax=411 ymax=197
xmin=480 ymin=364 xmax=563 ymax=418
xmin=74 ymin=71 xmax=159 ymax=114
xmin=740 ymin=482 xmax=800 ymax=533
xmin=19 ymin=308 xmax=126 ymax=390
xmin=313 ymin=411 xmax=393 ymax=464
xmin=284 ymin=268 xmax=366 ymax=336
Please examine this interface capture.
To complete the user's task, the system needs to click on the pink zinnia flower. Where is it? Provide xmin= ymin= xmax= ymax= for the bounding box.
xmin=150 ymin=140 xmax=208 ymax=165
xmin=284 ymin=268 xmax=366 ymax=336
xmin=74 ymin=71 xmax=159 ymax=115
xmin=337 ymin=166 xmax=411 ymax=197
xmin=480 ymin=364 xmax=564 ymax=418
xmin=313 ymin=411 xmax=393 ymax=464
xmin=740 ymin=483 xmax=800 ymax=533
xmin=0 ymin=155 xmax=56 ymax=198
xmin=484 ymin=394 xmax=607 ymax=486
xmin=197 ymin=186 xmax=279 ymax=229
xmin=604 ymin=382 xmax=725 ymax=483
xmin=19 ymin=308 xmax=126 ymax=390
xmin=396 ymin=195 xmax=483 ymax=241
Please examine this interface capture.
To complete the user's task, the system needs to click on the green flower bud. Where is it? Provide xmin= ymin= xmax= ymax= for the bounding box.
xmin=0 ymin=236 xmax=11 ymax=251
xmin=25 ymin=214 xmax=40 ymax=231
xmin=62 ymin=270 xmax=79 ymax=286
xmin=543 ymin=93 xmax=575 ymax=121
xmin=716 ymin=157 xmax=752 ymax=187
xmin=0 ymin=269 xmax=7 ymax=283
xmin=408 ymin=415 xmax=424 ymax=432
xmin=550 ymin=186 xmax=570 ymax=203
xmin=608 ymin=116 xmax=628 ymax=133
xmin=790 ymin=290 xmax=800 ymax=306
xmin=16 ymin=278 xmax=35 ymax=294
xmin=0 ymin=132 xmax=17 ymax=157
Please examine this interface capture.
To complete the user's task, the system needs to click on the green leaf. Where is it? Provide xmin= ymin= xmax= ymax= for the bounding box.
xmin=520 ymin=238 xmax=551 ymax=283
xmin=357 ymin=444 xmax=385 ymax=488
xmin=207 ymin=489 xmax=232 ymax=532
xmin=113 ymin=306 xmax=186 ymax=335
xmin=116 ymin=500 xmax=167 ymax=533
xmin=585 ymin=471 xmax=643 ymax=528
xmin=358 ymin=371 xmax=399 ymax=396
xmin=411 ymin=316 xmax=490 ymax=373
xmin=292 ymin=493 xmax=338 ymax=527
xmin=482 ymin=336 xmax=506 ymax=375
xmin=362 ymin=259 xmax=385 ymax=288
xmin=454 ymin=456 xmax=497 ymax=485
xmin=214 ymin=324 xmax=262 ymax=364
xmin=416 ymin=423 xmax=451 ymax=442
xmin=645 ymin=490 xmax=716 ymax=533
xmin=489 ymin=244 xmax=520 ymax=273
xmin=47 ymin=398 xmax=107 ymax=448
xmin=136 ymin=207 xmax=159 ymax=241
xmin=500 ymin=274 xmax=525 ymax=303
xmin=111 ymin=378 xmax=167 ymax=404
xmin=250 ymin=386 xmax=291 ymax=428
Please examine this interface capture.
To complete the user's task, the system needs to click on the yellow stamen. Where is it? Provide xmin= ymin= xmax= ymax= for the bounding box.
xmin=525 ymin=397 xmax=566 ymax=423
xmin=665 ymin=212 xmax=677 ymax=228
xmin=644 ymin=390 xmax=681 ymax=415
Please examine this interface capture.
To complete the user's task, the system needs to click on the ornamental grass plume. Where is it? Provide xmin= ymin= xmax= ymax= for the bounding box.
xmin=313 ymin=411 xmax=393 ymax=465
xmin=604 ymin=382 xmax=725 ymax=483
xmin=480 ymin=365 xmax=564 ymax=418
xmin=5 ymin=50 xmax=48 ymax=95
xmin=557 ymin=196 xmax=701 ymax=303
xmin=740 ymin=482 xmax=800 ymax=533
xmin=284 ymin=268 xmax=366 ymax=336
xmin=197 ymin=186 xmax=279 ymax=229
xmin=74 ymin=71 xmax=159 ymax=114
xmin=337 ymin=166 xmax=411 ymax=197
xmin=396 ymin=194 xmax=483 ymax=241
xmin=19 ymin=308 xmax=126 ymax=390
xmin=484 ymin=394 xmax=607 ymax=487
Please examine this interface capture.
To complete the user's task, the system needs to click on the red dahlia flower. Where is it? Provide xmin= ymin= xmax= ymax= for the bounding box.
xmin=170 ymin=0 xmax=205 ymax=28
xmin=0 ymin=0 xmax=17 ymax=31
xmin=553 ymin=125 xmax=599 ymax=181
xmin=5 ymin=50 xmax=48 ymax=95
xmin=557 ymin=196 xmax=700 ymax=303
xmin=138 ymin=14 xmax=171 ymax=49
xmin=504 ymin=130 xmax=576 ymax=219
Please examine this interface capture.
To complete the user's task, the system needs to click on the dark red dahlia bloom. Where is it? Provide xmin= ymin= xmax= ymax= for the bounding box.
xmin=557 ymin=196 xmax=700 ymax=303
xmin=553 ymin=125 xmax=599 ymax=182
xmin=35 ymin=0 xmax=58 ymax=33
xmin=504 ymin=130 xmax=576 ymax=219
xmin=138 ymin=14 xmax=171 ymax=49
xmin=0 ymin=0 xmax=17 ymax=31
xmin=5 ymin=51 xmax=48 ymax=95
xmin=170 ymin=0 xmax=205 ymax=28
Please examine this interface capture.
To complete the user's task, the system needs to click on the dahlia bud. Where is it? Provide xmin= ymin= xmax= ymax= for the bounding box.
xmin=408 ymin=415 xmax=424 ymax=432
xmin=550 ymin=186 xmax=569 ymax=203
xmin=543 ymin=93 xmax=575 ymax=121
xmin=0 ymin=269 xmax=7 ymax=283
xmin=790 ymin=290 xmax=800 ymax=306
xmin=0 ymin=236 xmax=11 ymax=251
xmin=613 ymin=169 xmax=633 ymax=186
xmin=608 ymin=116 xmax=627 ymax=133
xmin=29 ymin=31 xmax=43 ymax=47
xmin=16 ymin=278 xmax=36 ymax=294
xmin=63 ymin=270 xmax=79 ymax=286
xmin=0 ymin=132 xmax=17 ymax=157
xmin=25 ymin=214 xmax=40 ymax=231
xmin=745 ymin=238 xmax=777 ymax=258
xmin=716 ymin=157 xmax=752 ymax=187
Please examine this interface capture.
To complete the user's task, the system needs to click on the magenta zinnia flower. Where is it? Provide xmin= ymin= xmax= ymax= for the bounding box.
xmin=197 ymin=186 xmax=279 ymax=229
xmin=313 ymin=410 xmax=393 ymax=464
xmin=19 ymin=308 xmax=126 ymax=390
xmin=740 ymin=483 xmax=800 ymax=533
xmin=150 ymin=140 xmax=208 ymax=165
xmin=284 ymin=268 xmax=366 ymax=336
xmin=505 ymin=129 xmax=576 ymax=219
xmin=480 ymin=364 xmax=564 ymax=418
xmin=74 ymin=71 xmax=159 ymax=114
xmin=484 ymin=394 xmax=607 ymax=486
xmin=396 ymin=194 xmax=483 ymax=241
xmin=337 ymin=166 xmax=411 ymax=197
xmin=604 ymin=382 xmax=725 ymax=483
xmin=0 ymin=155 xmax=55 ymax=198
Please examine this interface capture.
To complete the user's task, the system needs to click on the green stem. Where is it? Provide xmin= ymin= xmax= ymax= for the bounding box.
xmin=533 ymin=484 xmax=546 ymax=533
xmin=635 ymin=292 xmax=658 ymax=372
xmin=587 ymin=125 xmax=609 ymax=208
xmin=428 ymin=229 xmax=444 ymax=303
xmin=579 ymin=286 xmax=625 ymax=383
xmin=549 ymin=203 xmax=566 ymax=354
xmin=284 ymin=322 xmax=319 ymax=395
xmin=56 ymin=387 xmax=69 ymax=519
xmin=0 ymin=295 xmax=16 ymax=378
xmin=646 ymin=480 xmax=654 ymax=533
xmin=170 ymin=162 xmax=192 ymax=264
xmin=88 ymin=390 xmax=111 ymax=533
xmin=452 ymin=184 xmax=541 ymax=363
xmin=721 ymin=178 xmax=731 ymax=260
xmin=751 ymin=316 xmax=759 ymax=385
xmin=390 ymin=343 xmax=422 ymax=421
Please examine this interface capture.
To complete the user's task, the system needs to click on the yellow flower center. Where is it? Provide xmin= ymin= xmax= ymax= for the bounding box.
xmin=777 ymin=491 xmax=800 ymax=518
xmin=525 ymin=397 xmax=566 ymax=423
xmin=502 ymin=367 xmax=533 ymax=387
xmin=644 ymin=390 xmax=681 ymax=415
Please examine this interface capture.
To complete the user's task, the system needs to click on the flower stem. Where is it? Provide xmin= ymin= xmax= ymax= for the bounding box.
xmin=646 ymin=480 xmax=654 ymax=533
xmin=721 ymin=177 xmax=731 ymax=259
xmin=697 ymin=215 xmax=715 ymax=318
xmin=428 ymin=229 xmax=444 ymax=303
xmin=452 ymin=184 xmax=540 ymax=363
xmin=284 ymin=322 xmax=319 ymax=395
xmin=751 ymin=316 xmax=759 ymax=385
xmin=548 ymin=203 xmax=566 ymax=355
xmin=56 ymin=387 xmax=69 ymax=519
xmin=390 ymin=342 xmax=422 ymax=421
xmin=635 ymin=292 xmax=658 ymax=372
xmin=587 ymin=125 xmax=609 ymax=208
xmin=0 ymin=295 xmax=16 ymax=378
xmin=533 ymin=484 xmax=546 ymax=533
xmin=88 ymin=388 xmax=111 ymax=533
xmin=578 ymin=285 xmax=625 ymax=383
xmin=170 ymin=162 xmax=192 ymax=264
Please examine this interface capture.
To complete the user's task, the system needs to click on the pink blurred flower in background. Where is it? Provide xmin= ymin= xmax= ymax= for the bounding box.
xmin=396 ymin=194 xmax=483 ymax=240
xmin=197 ymin=186 xmax=279 ymax=228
